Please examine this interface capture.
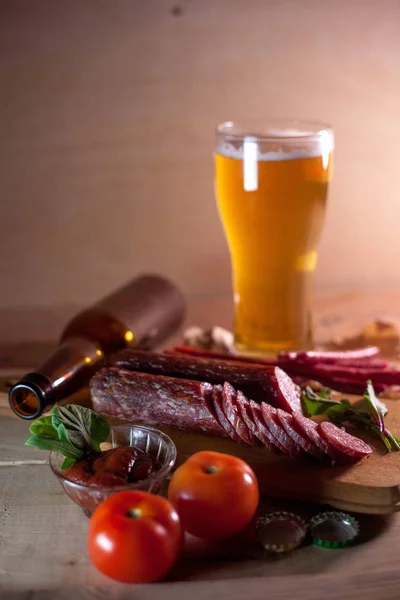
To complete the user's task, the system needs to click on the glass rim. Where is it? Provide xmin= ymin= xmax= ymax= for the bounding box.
xmin=216 ymin=119 xmax=333 ymax=143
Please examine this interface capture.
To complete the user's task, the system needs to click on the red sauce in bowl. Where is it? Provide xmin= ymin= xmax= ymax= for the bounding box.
xmin=64 ymin=446 xmax=159 ymax=487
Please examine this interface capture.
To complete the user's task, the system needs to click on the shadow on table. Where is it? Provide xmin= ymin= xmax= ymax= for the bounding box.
xmin=165 ymin=496 xmax=395 ymax=583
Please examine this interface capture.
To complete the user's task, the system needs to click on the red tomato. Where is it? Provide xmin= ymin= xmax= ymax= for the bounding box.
xmin=88 ymin=490 xmax=182 ymax=583
xmin=168 ymin=451 xmax=259 ymax=540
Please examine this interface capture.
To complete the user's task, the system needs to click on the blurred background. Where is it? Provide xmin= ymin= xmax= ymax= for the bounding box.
xmin=1 ymin=0 xmax=400 ymax=315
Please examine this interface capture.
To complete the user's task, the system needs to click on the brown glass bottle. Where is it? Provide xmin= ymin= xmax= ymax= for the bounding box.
xmin=9 ymin=274 xmax=186 ymax=420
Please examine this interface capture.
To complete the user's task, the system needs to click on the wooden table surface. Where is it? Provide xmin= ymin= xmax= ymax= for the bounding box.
xmin=2 ymin=289 xmax=400 ymax=600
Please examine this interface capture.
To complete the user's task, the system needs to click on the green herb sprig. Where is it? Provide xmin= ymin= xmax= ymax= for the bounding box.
xmin=25 ymin=405 xmax=110 ymax=470
xmin=302 ymin=382 xmax=400 ymax=452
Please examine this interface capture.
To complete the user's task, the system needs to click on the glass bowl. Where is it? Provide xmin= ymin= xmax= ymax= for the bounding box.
xmin=49 ymin=424 xmax=177 ymax=517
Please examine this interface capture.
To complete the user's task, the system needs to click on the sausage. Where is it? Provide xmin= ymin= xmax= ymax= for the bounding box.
xmin=318 ymin=421 xmax=373 ymax=462
xmin=221 ymin=382 xmax=254 ymax=446
xmin=249 ymin=400 xmax=286 ymax=453
xmin=109 ymin=349 xmax=302 ymax=412
xmin=90 ymin=368 xmax=372 ymax=465
xmin=212 ymin=385 xmax=242 ymax=444
xmin=275 ymin=409 xmax=325 ymax=459
xmin=291 ymin=412 xmax=332 ymax=457
xmin=90 ymin=368 xmax=227 ymax=438
xmin=278 ymin=346 xmax=380 ymax=364
xmin=260 ymin=404 xmax=303 ymax=458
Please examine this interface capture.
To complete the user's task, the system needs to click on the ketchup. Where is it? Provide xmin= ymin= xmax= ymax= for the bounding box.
xmin=64 ymin=446 xmax=159 ymax=487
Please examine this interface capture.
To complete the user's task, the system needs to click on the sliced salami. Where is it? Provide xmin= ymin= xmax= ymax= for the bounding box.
xmin=249 ymin=400 xmax=285 ymax=453
xmin=90 ymin=368 xmax=227 ymax=437
xmin=91 ymin=367 xmax=372 ymax=466
xmin=275 ymin=408 xmax=325 ymax=459
xmin=261 ymin=403 xmax=303 ymax=458
xmin=221 ymin=382 xmax=253 ymax=445
xmin=268 ymin=367 xmax=303 ymax=414
xmin=291 ymin=412 xmax=332 ymax=456
xmin=212 ymin=385 xmax=242 ymax=444
xmin=318 ymin=421 xmax=373 ymax=461
xmin=234 ymin=390 xmax=264 ymax=448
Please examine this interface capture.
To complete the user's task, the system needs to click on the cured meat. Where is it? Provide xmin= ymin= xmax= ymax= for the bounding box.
xmin=272 ymin=367 xmax=302 ymax=413
xmin=291 ymin=412 xmax=332 ymax=457
xmin=90 ymin=368 xmax=227 ymax=438
xmin=261 ymin=404 xmax=303 ymax=458
xmin=235 ymin=390 xmax=262 ymax=447
xmin=222 ymin=382 xmax=254 ymax=446
xmin=249 ymin=400 xmax=286 ymax=453
xmin=167 ymin=345 xmax=277 ymax=366
xmin=109 ymin=349 xmax=301 ymax=412
xmin=318 ymin=421 xmax=373 ymax=461
xmin=278 ymin=346 xmax=380 ymax=364
xmin=212 ymin=385 xmax=242 ymax=444
xmin=170 ymin=346 xmax=390 ymax=395
xmin=91 ymin=368 xmax=373 ymax=465
xmin=275 ymin=409 xmax=325 ymax=459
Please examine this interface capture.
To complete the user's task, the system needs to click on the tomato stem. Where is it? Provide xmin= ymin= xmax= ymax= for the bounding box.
xmin=126 ymin=508 xmax=142 ymax=519
xmin=204 ymin=465 xmax=218 ymax=474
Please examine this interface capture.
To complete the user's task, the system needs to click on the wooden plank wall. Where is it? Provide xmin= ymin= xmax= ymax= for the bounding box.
xmin=1 ymin=0 xmax=400 ymax=310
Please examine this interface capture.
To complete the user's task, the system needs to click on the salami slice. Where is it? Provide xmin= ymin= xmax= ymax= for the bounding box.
xmin=212 ymin=385 xmax=242 ymax=444
xmin=222 ymin=382 xmax=253 ymax=445
xmin=235 ymin=390 xmax=263 ymax=447
xmin=275 ymin=409 xmax=324 ymax=459
xmin=268 ymin=367 xmax=302 ymax=414
xmin=249 ymin=400 xmax=285 ymax=452
xmin=90 ymin=368 xmax=227 ymax=438
xmin=261 ymin=404 xmax=303 ymax=458
xmin=318 ymin=421 xmax=373 ymax=461
xmin=291 ymin=412 xmax=332 ymax=456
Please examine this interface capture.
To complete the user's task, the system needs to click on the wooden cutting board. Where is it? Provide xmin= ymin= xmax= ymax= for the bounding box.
xmin=156 ymin=397 xmax=400 ymax=515
xmin=4 ymin=371 xmax=400 ymax=515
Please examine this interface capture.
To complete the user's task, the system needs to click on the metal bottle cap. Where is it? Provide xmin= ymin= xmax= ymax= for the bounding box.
xmin=309 ymin=511 xmax=359 ymax=548
xmin=256 ymin=511 xmax=307 ymax=553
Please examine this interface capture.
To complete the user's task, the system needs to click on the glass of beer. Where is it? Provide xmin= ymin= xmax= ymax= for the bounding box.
xmin=214 ymin=120 xmax=334 ymax=355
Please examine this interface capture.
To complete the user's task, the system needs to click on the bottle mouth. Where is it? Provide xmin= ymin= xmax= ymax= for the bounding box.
xmin=9 ymin=373 xmax=54 ymax=420
xmin=9 ymin=384 xmax=42 ymax=419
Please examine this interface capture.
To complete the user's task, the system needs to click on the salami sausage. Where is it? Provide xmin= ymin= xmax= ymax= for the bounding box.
xmin=212 ymin=385 xmax=242 ymax=443
xmin=222 ymin=382 xmax=254 ymax=446
xmin=278 ymin=346 xmax=380 ymax=364
xmin=235 ymin=390 xmax=261 ymax=447
xmin=275 ymin=409 xmax=325 ymax=459
xmin=91 ymin=367 xmax=373 ymax=465
xmin=291 ymin=412 xmax=332 ymax=457
xmin=318 ymin=421 xmax=373 ymax=461
xmin=109 ymin=349 xmax=301 ymax=412
xmin=261 ymin=404 xmax=303 ymax=458
xmin=249 ymin=400 xmax=286 ymax=453
xmin=90 ymin=368 xmax=227 ymax=438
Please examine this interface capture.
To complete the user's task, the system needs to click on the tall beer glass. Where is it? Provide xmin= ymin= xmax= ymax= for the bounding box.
xmin=214 ymin=120 xmax=334 ymax=355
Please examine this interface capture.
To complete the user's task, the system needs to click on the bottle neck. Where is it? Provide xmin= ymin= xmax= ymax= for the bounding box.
xmin=9 ymin=337 xmax=104 ymax=420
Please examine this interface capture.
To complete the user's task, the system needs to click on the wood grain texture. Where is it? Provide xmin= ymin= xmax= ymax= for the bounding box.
xmin=2 ymin=1 xmax=400 ymax=310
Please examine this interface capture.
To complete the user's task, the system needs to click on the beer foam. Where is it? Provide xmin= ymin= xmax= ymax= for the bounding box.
xmin=216 ymin=134 xmax=334 ymax=162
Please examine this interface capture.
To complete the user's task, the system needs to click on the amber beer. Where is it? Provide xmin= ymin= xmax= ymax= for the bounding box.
xmin=214 ymin=121 xmax=334 ymax=354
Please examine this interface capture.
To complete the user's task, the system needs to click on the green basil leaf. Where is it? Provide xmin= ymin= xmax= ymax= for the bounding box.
xmin=301 ymin=387 xmax=339 ymax=417
xmin=61 ymin=456 xmax=76 ymax=470
xmin=28 ymin=416 xmax=58 ymax=439
xmin=326 ymin=403 xmax=350 ymax=421
xmin=88 ymin=412 xmax=110 ymax=450
xmin=25 ymin=434 xmax=81 ymax=458
xmin=51 ymin=404 xmax=109 ymax=452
